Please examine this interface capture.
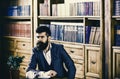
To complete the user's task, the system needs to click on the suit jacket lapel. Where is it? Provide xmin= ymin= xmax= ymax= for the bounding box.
xmin=51 ymin=44 xmax=56 ymax=66
xmin=38 ymin=50 xmax=46 ymax=69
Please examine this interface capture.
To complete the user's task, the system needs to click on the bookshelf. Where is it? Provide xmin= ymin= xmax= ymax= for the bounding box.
xmin=34 ymin=0 xmax=104 ymax=79
xmin=2 ymin=0 xmax=33 ymax=77
xmin=1 ymin=0 xmax=104 ymax=78
xmin=105 ymin=0 xmax=120 ymax=79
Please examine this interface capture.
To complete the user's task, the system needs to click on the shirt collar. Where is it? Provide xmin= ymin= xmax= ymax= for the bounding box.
xmin=43 ymin=43 xmax=52 ymax=53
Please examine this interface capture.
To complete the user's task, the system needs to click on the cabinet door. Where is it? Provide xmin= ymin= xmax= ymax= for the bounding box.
xmin=113 ymin=48 xmax=120 ymax=79
xmin=85 ymin=46 xmax=101 ymax=79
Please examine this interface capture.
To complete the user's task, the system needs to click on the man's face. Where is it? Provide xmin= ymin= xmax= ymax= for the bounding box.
xmin=36 ymin=32 xmax=50 ymax=50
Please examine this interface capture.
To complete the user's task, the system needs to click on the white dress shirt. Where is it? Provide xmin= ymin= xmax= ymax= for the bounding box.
xmin=43 ymin=44 xmax=51 ymax=65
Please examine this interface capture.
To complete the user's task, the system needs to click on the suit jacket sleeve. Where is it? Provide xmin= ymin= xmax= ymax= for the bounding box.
xmin=60 ymin=45 xmax=76 ymax=79
xmin=26 ymin=48 xmax=37 ymax=72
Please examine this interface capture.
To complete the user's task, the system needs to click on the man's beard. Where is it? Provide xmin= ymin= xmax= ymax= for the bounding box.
xmin=36 ymin=40 xmax=49 ymax=51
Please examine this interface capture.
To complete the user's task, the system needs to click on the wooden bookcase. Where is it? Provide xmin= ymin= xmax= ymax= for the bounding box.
xmin=34 ymin=0 xmax=104 ymax=79
xmin=105 ymin=0 xmax=120 ymax=79
xmin=2 ymin=0 xmax=33 ymax=77
xmin=2 ymin=0 xmax=105 ymax=78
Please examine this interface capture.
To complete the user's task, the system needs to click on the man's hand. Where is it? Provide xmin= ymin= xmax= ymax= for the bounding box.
xmin=26 ymin=70 xmax=37 ymax=79
xmin=37 ymin=70 xmax=57 ymax=78
xmin=48 ymin=70 xmax=57 ymax=77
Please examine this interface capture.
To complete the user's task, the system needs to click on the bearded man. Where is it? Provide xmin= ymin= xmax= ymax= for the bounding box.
xmin=26 ymin=26 xmax=76 ymax=79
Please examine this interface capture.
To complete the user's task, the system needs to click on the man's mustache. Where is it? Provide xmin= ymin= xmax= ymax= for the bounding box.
xmin=37 ymin=41 xmax=44 ymax=45
xmin=36 ymin=41 xmax=48 ymax=51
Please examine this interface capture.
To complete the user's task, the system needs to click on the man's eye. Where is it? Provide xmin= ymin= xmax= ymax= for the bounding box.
xmin=36 ymin=36 xmax=39 ymax=38
xmin=37 ymin=36 xmax=40 ymax=38
xmin=36 ymin=36 xmax=44 ymax=38
xmin=41 ymin=36 xmax=44 ymax=38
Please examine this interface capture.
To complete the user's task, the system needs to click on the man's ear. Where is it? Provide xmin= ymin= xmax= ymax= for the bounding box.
xmin=48 ymin=36 xmax=51 ymax=41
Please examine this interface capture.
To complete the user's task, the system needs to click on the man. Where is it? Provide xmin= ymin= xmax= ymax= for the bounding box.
xmin=26 ymin=26 xmax=76 ymax=79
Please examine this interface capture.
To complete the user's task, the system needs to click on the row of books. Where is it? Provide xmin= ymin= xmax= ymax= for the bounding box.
xmin=86 ymin=26 xmax=100 ymax=45
xmin=50 ymin=22 xmax=84 ymax=43
xmin=114 ymin=25 xmax=120 ymax=46
xmin=70 ymin=1 xmax=100 ymax=16
xmin=3 ymin=22 xmax=31 ymax=38
xmin=114 ymin=0 xmax=120 ymax=16
xmin=8 ymin=5 xmax=30 ymax=16
xmin=52 ymin=1 xmax=100 ymax=16
xmin=39 ymin=22 xmax=100 ymax=45
xmin=39 ymin=0 xmax=50 ymax=16
xmin=7 ymin=0 xmax=31 ymax=16
xmin=39 ymin=0 xmax=100 ymax=16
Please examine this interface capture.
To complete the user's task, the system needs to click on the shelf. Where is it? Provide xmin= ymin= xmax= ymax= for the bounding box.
xmin=112 ymin=16 xmax=120 ymax=20
xmin=84 ymin=44 xmax=100 ymax=47
xmin=51 ymin=40 xmax=100 ymax=47
xmin=5 ymin=16 xmax=32 ymax=20
xmin=51 ymin=40 xmax=84 ymax=45
xmin=38 ymin=16 xmax=100 ymax=20
xmin=3 ymin=36 xmax=31 ymax=40
xmin=112 ymin=46 xmax=120 ymax=49
xmin=112 ymin=16 xmax=120 ymax=18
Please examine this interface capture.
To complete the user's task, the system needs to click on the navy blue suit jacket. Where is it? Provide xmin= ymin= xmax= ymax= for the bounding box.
xmin=27 ymin=43 xmax=76 ymax=79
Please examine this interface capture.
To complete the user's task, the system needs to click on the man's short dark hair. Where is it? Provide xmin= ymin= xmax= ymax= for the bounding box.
xmin=36 ymin=26 xmax=51 ymax=36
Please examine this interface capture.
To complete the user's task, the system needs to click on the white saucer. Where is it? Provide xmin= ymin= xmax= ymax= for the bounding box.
xmin=38 ymin=76 xmax=51 ymax=78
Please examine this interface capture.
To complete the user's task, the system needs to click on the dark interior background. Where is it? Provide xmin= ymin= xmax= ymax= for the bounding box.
xmin=0 ymin=0 xmax=11 ymax=79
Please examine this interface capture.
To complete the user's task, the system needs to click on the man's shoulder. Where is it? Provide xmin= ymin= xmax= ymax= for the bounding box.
xmin=32 ymin=47 xmax=40 ymax=53
xmin=51 ymin=43 xmax=63 ymax=47
xmin=32 ymin=46 xmax=37 ymax=50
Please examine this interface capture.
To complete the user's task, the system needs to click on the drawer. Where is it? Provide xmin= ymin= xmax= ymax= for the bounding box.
xmin=73 ymin=58 xmax=84 ymax=64
xmin=75 ymin=63 xmax=84 ymax=78
xmin=64 ymin=45 xmax=84 ymax=60
xmin=17 ymin=52 xmax=31 ymax=63
xmin=16 ymin=40 xmax=31 ymax=50
xmin=20 ymin=65 xmax=28 ymax=77
xmin=86 ymin=77 xmax=99 ymax=79
xmin=16 ymin=49 xmax=32 ymax=55
xmin=86 ymin=72 xmax=100 ymax=79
